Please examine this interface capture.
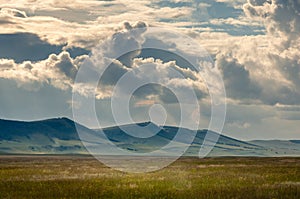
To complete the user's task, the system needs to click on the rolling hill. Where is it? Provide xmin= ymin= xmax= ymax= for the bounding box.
xmin=0 ymin=118 xmax=299 ymax=156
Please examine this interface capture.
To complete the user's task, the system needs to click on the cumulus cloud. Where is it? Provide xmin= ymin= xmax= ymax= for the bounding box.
xmin=242 ymin=0 xmax=300 ymax=105
xmin=128 ymin=57 xmax=208 ymax=103
xmin=0 ymin=51 xmax=87 ymax=90
xmin=215 ymin=39 xmax=300 ymax=105
xmin=243 ymin=0 xmax=300 ymax=48
xmin=195 ymin=0 xmax=300 ymax=106
xmin=90 ymin=56 xmax=208 ymax=102
xmin=0 ymin=21 xmax=209 ymax=105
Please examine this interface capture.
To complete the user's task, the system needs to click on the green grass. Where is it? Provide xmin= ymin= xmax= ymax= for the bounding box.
xmin=0 ymin=156 xmax=299 ymax=198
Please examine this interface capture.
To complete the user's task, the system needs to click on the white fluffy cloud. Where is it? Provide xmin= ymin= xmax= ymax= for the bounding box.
xmin=0 ymin=21 xmax=208 ymax=105
xmin=75 ymin=23 xmax=210 ymax=102
xmin=0 ymin=51 xmax=87 ymax=90
xmin=0 ymin=1 xmax=193 ymax=49
xmin=244 ymin=0 xmax=300 ymax=47
xmin=199 ymin=0 xmax=300 ymax=105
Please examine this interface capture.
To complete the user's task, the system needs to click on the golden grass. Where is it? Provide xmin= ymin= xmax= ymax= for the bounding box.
xmin=0 ymin=156 xmax=299 ymax=198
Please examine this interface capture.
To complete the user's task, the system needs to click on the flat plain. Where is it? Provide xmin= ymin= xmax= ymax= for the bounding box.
xmin=0 ymin=155 xmax=299 ymax=198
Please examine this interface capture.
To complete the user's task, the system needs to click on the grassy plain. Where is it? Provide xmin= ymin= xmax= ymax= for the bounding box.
xmin=0 ymin=155 xmax=299 ymax=198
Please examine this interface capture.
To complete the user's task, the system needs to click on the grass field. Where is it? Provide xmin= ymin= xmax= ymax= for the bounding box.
xmin=0 ymin=156 xmax=299 ymax=198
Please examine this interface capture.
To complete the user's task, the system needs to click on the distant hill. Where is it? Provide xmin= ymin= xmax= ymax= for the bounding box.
xmin=0 ymin=118 xmax=88 ymax=154
xmin=0 ymin=118 xmax=299 ymax=156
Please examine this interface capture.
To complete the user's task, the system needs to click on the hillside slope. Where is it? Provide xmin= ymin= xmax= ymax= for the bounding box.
xmin=0 ymin=118 xmax=299 ymax=156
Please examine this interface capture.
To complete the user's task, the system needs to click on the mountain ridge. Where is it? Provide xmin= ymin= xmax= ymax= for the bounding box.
xmin=0 ymin=117 xmax=299 ymax=156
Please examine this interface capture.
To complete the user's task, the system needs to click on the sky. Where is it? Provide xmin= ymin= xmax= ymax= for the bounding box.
xmin=0 ymin=0 xmax=299 ymax=140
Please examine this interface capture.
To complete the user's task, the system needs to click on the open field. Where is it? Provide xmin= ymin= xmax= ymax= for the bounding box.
xmin=0 ymin=156 xmax=299 ymax=198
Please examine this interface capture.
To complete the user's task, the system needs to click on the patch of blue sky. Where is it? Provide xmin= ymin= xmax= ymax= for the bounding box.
xmin=151 ymin=0 xmax=264 ymax=36
xmin=0 ymin=33 xmax=89 ymax=63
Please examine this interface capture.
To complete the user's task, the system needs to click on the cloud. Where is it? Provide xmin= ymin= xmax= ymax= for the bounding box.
xmin=96 ymin=21 xmax=147 ymax=67
xmin=0 ymin=51 xmax=87 ymax=90
xmin=192 ymin=0 xmax=300 ymax=106
xmin=129 ymin=57 xmax=208 ymax=103
xmin=0 ymin=0 xmax=121 ymax=14
xmin=216 ymin=53 xmax=261 ymax=101
xmin=242 ymin=0 xmax=300 ymax=105
xmin=221 ymin=103 xmax=300 ymax=140
xmin=0 ymin=1 xmax=193 ymax=50
xmin=209 ymin=17 xmax=263 ymax=27
xmin=1 ymin=1 xmax=298 ymax=107
xmin=94 ymin=56 xmax=208 ymax=103
xmin=275 ymin=104 xmax=300 ymax=112
xmin=0 ymin=7 xmax=27 ymax=18
xmin=80 ymin=23 xmax=211 ymax=102
xmin=274 ymin=103 xmax=300 ymax=120
xmin=243 ymin=0 xmax=300 ymax=48
xmin=214 ymin=36 xmax=300 ymax=105
xmin=0 ymin=21 xmax=209 ymax=105
xmin=227 ymin=121 xmax=251 ymax=129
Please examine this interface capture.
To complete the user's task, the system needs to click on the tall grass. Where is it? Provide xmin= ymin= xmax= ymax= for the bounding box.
xmin=0 ymin=156 xmax=299 ymax=198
